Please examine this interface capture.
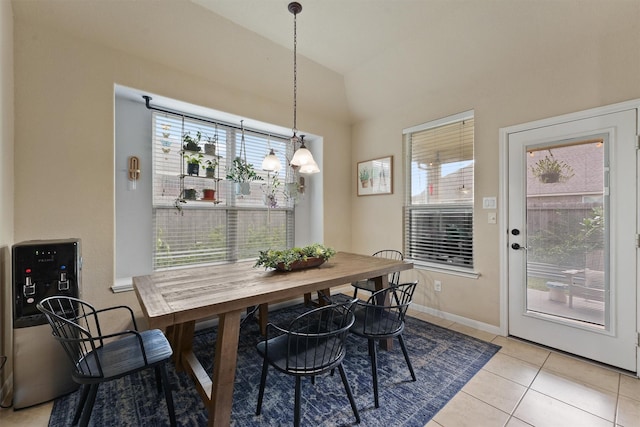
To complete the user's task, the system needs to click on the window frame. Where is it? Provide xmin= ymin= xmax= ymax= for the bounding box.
xmin=403 ymin=110 xmax=476 ymax=274
xmin=151 ymin=111 xmax=296 ymax=271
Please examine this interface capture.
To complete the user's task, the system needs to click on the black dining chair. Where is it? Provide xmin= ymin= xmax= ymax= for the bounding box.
xmin=256 ymin=300 xmax=360 ymax=426
xmin=350 ymin=281 xmax=418 ymax=408
xmin=351 ymin=250 xmax=404 ymax=298
xmin=37 ymin=296 xmax=176 ymax=427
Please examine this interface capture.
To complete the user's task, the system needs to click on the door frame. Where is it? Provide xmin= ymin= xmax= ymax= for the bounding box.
xmin=498 ymin=99 xmax=640 ymax=372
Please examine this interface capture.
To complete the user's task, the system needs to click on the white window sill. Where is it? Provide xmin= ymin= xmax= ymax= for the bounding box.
xmin=112 ymin=277 xmax=134 ymax=293
xmin=409 ymin=260 xmax=480 ymax=279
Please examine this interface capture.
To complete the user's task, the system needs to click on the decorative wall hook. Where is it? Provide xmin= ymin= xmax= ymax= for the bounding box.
xmin=128 ymin=156 xmax=141 ymax=181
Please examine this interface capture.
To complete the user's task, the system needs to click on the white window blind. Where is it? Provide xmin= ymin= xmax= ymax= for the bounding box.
xmin=152 ymin=112 xmax=295 ymax=270
xmin=404 ymin=114 xmax=474 ymax=268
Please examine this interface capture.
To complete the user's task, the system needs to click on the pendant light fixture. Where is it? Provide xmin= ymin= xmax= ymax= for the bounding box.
xmin=296 ymin=135 xmax=320 ymax=174
xmin=261 ymin=134 xmax=282 ymax=172
xmin=287 ymin=2 xmax=320 ymax=174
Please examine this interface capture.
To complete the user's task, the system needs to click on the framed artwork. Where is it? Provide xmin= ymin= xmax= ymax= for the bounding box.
xmin=357 ymin=156 xmax=393 ymax=196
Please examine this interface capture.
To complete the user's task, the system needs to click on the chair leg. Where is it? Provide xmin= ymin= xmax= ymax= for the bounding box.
xmin=154 ymin=365 xmax=162 ymax=393
xmin=398 ymin=334 xmax=416 ymax=381
xmin=338 ymin=364 xmax=361 ymax=424
xmin=256 ymin=358 xmax=269 ymax=415
xmin=353 ymin=288 xmax=358 ymax=299
xmin=368 ymin=339 xmax=380 ymax=408
xmin=294 ymin=376 xmax=302 ymax=427
xmin=159 ymin=363 xmax=177 ymax=427
xmin=78 ymin=383 xmax=99 ymax=427
xmin=72 ymin=384 xmax=91 ymax=426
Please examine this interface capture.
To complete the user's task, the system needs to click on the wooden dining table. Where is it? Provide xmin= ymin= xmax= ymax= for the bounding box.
xmin=133 ymin=251 xmax=413 ymax=427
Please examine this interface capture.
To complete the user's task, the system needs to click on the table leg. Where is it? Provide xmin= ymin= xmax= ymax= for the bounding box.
xmin=170 ymin=321 xmax=195 ymax=372
xmin=208 ymin=309 xmax=242 ymax=427
xmin=373 ymin=275 xmax=394 ymax=351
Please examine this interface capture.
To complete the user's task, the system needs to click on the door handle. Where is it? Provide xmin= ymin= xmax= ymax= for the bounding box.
xmin=511 ymin=243 xmax=527 ymax=250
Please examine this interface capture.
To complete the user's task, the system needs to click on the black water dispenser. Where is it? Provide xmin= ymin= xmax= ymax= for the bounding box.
xmin=12 ymin=238 xmax=81 ymax=408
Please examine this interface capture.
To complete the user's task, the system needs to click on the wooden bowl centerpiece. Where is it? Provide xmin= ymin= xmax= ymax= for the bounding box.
xmin=254 ymin=244 xmax=336 ymax=272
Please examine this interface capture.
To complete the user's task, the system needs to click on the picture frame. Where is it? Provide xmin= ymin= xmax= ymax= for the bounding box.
xmin=357 ymin=156 xmax=393 ymax=196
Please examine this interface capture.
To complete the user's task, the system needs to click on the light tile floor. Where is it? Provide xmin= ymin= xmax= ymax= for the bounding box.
xmin=1 ymin=311 xmax=638 ymax=427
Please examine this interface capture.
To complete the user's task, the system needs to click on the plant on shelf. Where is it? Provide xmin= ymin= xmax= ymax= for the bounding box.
xmin=530 ymin=150 xmax=574 ymax=184
xmin=202 ymin=188 xmax=216 ymax=201
xmin=204 ymin=134 xmax=217 ymax=155
xmin=183 ymin=188 xmax=197 ymax=200
xmin=254 ymin=243 xmax=336 ymax=271
xmin=183 ymin=131 xmax=202 ymax=152
xmin=185 ymin=153 xmax=203 ymax=176
xmin=226 ymin=157 xmax=263 ymax=195
xmin=359 ymin=167 xmax=371 ymax=187
xmin=205 ymin=159 xmax=218 ymax=178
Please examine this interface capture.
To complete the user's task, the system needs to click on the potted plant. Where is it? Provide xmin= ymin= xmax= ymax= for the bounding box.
xmin=254 ymin=243 xmax=336 ymax=271
xmin=202 ymin=188 xmax=216 ymax=201
xmin=185 ymin=153 xmax=203 ymax=176
xmin=530 ymin=151 xmax=574 ymax=184
xmin=204 ymin=135 xmax=217 ymax=155
xmin=183 ymin=188 xmax=197 ymax=200
xmin=204 ymin=159 xmax=218 ymax=178
xmin=182 ymin=131 xmax=202 ymax=152
xmin=359 ymin=167 xmax=370 ymax=187
xmin=226 ymin=157 xmax=263 ymax=195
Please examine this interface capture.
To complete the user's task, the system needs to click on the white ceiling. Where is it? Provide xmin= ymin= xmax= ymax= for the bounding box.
xmin=191 ymin=0 xmax=442 ymax=76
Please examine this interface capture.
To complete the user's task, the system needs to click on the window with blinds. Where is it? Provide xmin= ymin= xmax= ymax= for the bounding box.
xmin=404 ymin=112 xmax=474 ymax=268
xmin=152 ymin=112 xmax=295 ymax=270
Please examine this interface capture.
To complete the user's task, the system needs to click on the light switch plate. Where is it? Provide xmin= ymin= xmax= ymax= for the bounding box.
xmin=483 ymin=197 xmax=497 ymax=209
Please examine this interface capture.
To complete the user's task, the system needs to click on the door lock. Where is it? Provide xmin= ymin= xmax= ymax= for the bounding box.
xmin=511 ymin=243 xmax=527 ymax=250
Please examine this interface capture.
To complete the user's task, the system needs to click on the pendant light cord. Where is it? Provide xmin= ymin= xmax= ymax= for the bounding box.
xmin=292 ymin=6 xmax=298 ymax=135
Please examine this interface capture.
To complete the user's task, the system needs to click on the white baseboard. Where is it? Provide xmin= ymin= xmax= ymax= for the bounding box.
xmin=410 ymin=303 xmax=503 ymax=336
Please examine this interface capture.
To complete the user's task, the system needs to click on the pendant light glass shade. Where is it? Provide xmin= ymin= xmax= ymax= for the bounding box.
xmin=298 ymin=159 xmax=320 ymax=174
xmin=261 ymin=148 xmax=281 ymax=172
xmin=290 ymin=135 xmax=319 ymax=173
xmin=290 ymin=144 xmax=314 ymax=167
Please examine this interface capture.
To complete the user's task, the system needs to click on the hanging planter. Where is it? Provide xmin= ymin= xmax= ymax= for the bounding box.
xmin=236 ymin=182 xmax=251 ymax=196
xmin=530 ymin=151 xmax=574 ymax=184
xmin=225 ymin=120 xmax=263 ymax=196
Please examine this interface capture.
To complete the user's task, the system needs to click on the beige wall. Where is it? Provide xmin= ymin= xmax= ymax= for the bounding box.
xmin=0 ymin=0 xmax=14 ymax=404
xmin=11 ymin=4 xmax=351 ymax=329
xmin=7 ymin=0 xmax=640 ymax=336
xmin=349 ymin=1 xmax=640 ymax=327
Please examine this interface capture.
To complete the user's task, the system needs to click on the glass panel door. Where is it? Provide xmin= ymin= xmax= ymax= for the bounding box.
xmin=525 ymin=140 xmax=607 ymax=327
xmin=507 ymin=108 xmax=637 ymax=372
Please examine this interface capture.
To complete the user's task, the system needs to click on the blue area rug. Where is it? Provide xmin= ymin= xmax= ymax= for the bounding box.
xmin=48 ymin=300 xmax=500 ymax=426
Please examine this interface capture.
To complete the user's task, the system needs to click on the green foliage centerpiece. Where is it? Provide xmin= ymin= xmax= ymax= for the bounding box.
xmin=254 ymin=243 xmax=336 ymax=271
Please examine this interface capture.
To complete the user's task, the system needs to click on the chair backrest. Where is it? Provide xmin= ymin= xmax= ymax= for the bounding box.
xmin=356 ymin=281 xmax=418 ymax=338
xmin=372 ymin=250 xmax=404 ymax=285
xmin=283 ymin=300 xmax=356 ymax=375
xmin=37 ymin=296 xmax=107 ymax=379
